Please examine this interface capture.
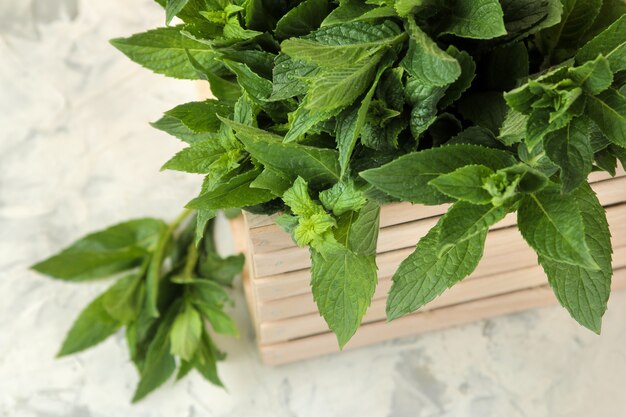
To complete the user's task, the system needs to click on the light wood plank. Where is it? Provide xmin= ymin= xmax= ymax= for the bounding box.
xmin=258 ymin=269 xmax=626 ymax=365
xmin=258 ymin=247 xmax=626 ymax=343
xmin=256 ymin=239 xmax=626 ymax=322
xmin=252 ymin=203 xmax=626 ymax=301
xmin=250 ymin=177 xmax=626 ymax=276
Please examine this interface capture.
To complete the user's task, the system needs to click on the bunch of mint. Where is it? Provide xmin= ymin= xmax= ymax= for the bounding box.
xmin=34 ymin=0 xmax=626 ymax=401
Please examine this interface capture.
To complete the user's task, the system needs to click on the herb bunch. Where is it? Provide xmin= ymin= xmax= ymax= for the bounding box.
xmin=33 ymin=213 xmax=244 ymax=401
xmin=34 ymin=0 xmax=626 ymax=401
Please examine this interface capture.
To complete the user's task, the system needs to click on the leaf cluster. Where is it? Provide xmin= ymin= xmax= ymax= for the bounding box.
xmin=32 ymin=212 xmax=243 ymax=402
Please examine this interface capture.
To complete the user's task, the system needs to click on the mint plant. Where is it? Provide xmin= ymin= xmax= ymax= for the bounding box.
xmin=33 ymin=0 xmax=626 ymax=401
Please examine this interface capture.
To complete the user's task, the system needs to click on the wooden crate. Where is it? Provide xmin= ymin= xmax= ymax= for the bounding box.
xmin=232 ymin=168 xmax=626 ymax=365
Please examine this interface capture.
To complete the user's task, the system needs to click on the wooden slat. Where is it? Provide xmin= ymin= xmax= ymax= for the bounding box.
xmin=244 ymin=166 xmax=625 ymax=230
xmin=258 ymin=269 xmax=626 ymax=365
xmin=250 ymin=176 xmax=626 ymax=277
xmin=247 ymin=168 xmax=626 ymax=254
xmin=256 ymin=238 xmax=626 ymax=322
xmin=258 ymin=245 xmax=626 ymax=343
xmin=253 ymin=202 xmax=626 ymax=301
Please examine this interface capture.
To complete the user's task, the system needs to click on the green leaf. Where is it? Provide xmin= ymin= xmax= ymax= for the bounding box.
xmin=438 ymin=0 xmax=506 ymax=39
xmin=281 ymin=20 xmax=404 ymax=67
xmin=274 ymin=0 xmax=330 ymax=39
xmin=231 ymin=124 xmax=341 ymax=188
xmin=193 ymin=332 xmax=224 ymax=387
xmin=401 ymin=19 xmax=461 ymax=87
xmin=538 ymin=0 xmax=602 ymax=58
xmin=164 ymin=100 xmax=233 ymax=133
xmin=568 ymin=55 xmax=613 ymax=95
xmin=429 ymin=165 xmax=494 ymax=204
xmin=194 ymin=209 xmax=216 ymax=246
xmin=544 ymin=117 xmax=593 ymax=193
xmin=270 ymin=54 xmax=319 ymax=101
xmin=439 ymin=46 xmax=476 ymax=109
xmin=284 ymin=105 xmax=337 ymax=143
xmin=32 ymin=219 xmax=166 ymax=281
xmin=576 ymin=14 xmax=626 ymax=74
xmin=360 ymin=144 xmax=516 ymax=205
xmin=166 ymin=0 xmax=190 ymax=25
xmin=57 ymin=293 xmax=121 ymax=357
xmin=437 ymin=202 xmax=507 ymax=253
xmin=539 ymin=184 xmax=612 ymax=333
xmin=334 ymin=201 xmax=381 ymax=256
xmin=132 ymin=306 xmax=178 ymax=402
xmin=151 ymin=115 xmax=216 ymax=144
xmin=222 ymin=60 xmax=273 ymax=102
xmin=282 ymin=176 xmax=320 ymax=217
xmin=161 ymin=140 xmax=225 ymax=173
xmin=405 ymin=79 xmax=446 ymax=139
xmin=110 ymin=27 xmax=220 ymax=79
xmin=500 ymin=0 xmax=563 ymax=40
xmin=187 ymin=169 xmax=275 ymax=210
xmin=517 ymin=188 xmax=599 ymax=270
xmin=195 ymin=304 xmax=239 ymax=336
xmin=319 ymin=180 xmax=367 ymax=216
xmin=386 ymin=222 xmax=487 ymax=320
xmin=585 ymin=89 xmax=626 ymax=148
xmin=102 ymin=274 xmax=143 ymax=323
xmin=310 ymin=244 xmax=377 ymax=347
xmin=322 ymin=0 xmax=396 ymax=26
xmin=304 ymin=53 xmax=383 ymax=112
xmin=170 ymin=304 xmax=203 ymax=361
xmin=457 ymin=91 xmax=508 ymax=134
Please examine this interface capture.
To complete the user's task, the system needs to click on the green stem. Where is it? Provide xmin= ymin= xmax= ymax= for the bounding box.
xmin=145 ymin=209 xmax=194 ymax=318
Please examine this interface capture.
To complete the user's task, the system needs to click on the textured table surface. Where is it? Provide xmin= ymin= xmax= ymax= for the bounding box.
xmin=1 ymin=1 xmax=626 ymax=416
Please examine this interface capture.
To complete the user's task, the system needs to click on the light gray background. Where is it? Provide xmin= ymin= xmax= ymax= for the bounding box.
xmin=1 ymin=1 xmax=626 ymax=416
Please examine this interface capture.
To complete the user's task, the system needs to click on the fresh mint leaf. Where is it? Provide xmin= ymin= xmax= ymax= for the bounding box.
xmin=360 ymin=144 xmax=517 ymax=205
xmin=161 ymin=141 xmax=225 ymax=173
xmin=196 ymin=304 xmax=238 ymax=336
xmin=429 ymin=165 xmax=495 ymax=204
xmin=270 ymin=54 xmax=319 ymax=101
xmin=568 ymin=55 xmax=613 ymax=95
xmin=57 ymin=293 xmax=121 ymax=357
xmin=437 ymin=201 xmax=507 ymax=253
xmin=585 ymin=89 xmax=626 ymax=148
xmin=151 ymin=115 xmax=216 ymax=144
xmin=102 ymin=274 xmax=143 ymax=324
xmin=386 ymin=221 xmax=486 ymax=320
xmin=319 ymin=180 xmax=367 ymax=216
xmin=537 ymin=0 xmax=602 ymax=61
xmin=322 ymin=0 xmax=397 ymax=26
xmin=274 ymin=0 xmax=330 ymax=39
xmin=32 ymin=219 xmax=166 ymax=282
xmin=110 ymin=27 xmax=220 ymax=79
xmin=518 ymin=188 xmax=599 ymax=270
xmin=334 ymin=201 xmax=381 ymax=256
xmin=544 ymin=116 xmax=593 ymax=193
xmin=230 ymin=123 xmax=341 ymax=188
xmin=540 ymin=184 xmax=612 ymax=333
xmin=311 ymin=244 xmax=377 ymax=348
xmin=437 ymin=0 xmax=506 ymax=40
xmin=401 ymin=19 xmax=461 ymax=87
xmin=281 ymin=20 xmax=404 ymax=67
xmin=576 ymin=14 xmax=626 ymax=74
xmin=170 ymin=304 xmax=203 ymax=361
xmin=132 ymin=306 xmax=178 ymax=402
xmin=164 ymin=100 xmax=233 ymax=133
xmin=405 ymin=79 xmax=446 ymax=139
xmin=187 ymin=169 xmax=275 ymax=210
xmin=166 ymin=0 xmax=190 ymax=25
xmin=439 ymin=46 xmax=476 ymax=109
